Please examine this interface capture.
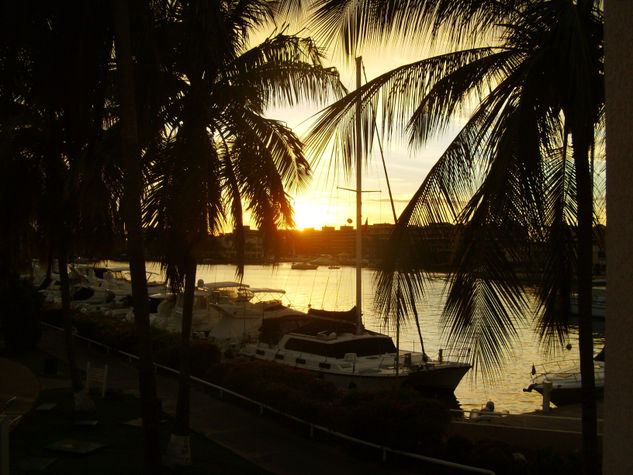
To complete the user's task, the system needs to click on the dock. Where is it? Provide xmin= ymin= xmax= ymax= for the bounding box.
xmin=448 ymin=403 xmax=603 ymax=451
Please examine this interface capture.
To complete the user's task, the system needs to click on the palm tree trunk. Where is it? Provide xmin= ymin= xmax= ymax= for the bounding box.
xmin=57 ymin=249 xmax=82 ymax=392
xmin=113 ymin=0 xmax=162 ymax=472
xmin=572 ymin=131 xmax=599 ymax=474
xmin=176 ymin=257 xmax=196 ymax=435
xmin=166 ymin=256 xmax=196 ymax=466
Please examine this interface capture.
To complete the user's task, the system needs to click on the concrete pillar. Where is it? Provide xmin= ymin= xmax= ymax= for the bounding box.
xmin=604 ymin=1 xmax=633 ymax=473
xmin=542 ymin=381 xmax=552 ymax=413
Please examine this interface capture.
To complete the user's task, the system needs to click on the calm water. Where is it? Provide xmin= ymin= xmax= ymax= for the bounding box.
xmin=138 ymin=262 xmax=604 ymax=414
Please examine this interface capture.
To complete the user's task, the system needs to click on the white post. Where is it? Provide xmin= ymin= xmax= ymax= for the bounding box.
xmin=605 ymin=2 xmax=633 ymax=473
xmin=542 ymin=381 xmax=552 ymax=413
xmin=355 ymin=56 xmax=363 ymax=335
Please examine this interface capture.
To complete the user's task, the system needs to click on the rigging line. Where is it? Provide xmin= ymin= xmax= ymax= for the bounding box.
xmin=334 ymin=267 xmax=342 ymax=307
xmin=308 ymin=267 xmax=318 ymax=306
xmin=293 ymin=265 xmax=304 ymax=307
xmin=321 ymin=270 xmax=331 ymax=308
xmin=362 ymin=64 xmax=398 ymax=224
xmin=282 ymin=263 xmax=292 ymax=297
xmin=362 ymin=65 xmax=413 ymax=367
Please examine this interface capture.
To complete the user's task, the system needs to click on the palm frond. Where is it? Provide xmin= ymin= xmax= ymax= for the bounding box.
xmin=308 ymin=0 xmax=524 ymax=56
xmin=217 ymin=139 xmax=246 ymax=277
xmin=306 ymin=48 xmax=497 ymax=174
xmin=223 ymin=33 xmax=345 ymax=112
xmin=534 ymin=133 xmax=577 ymax=349
xmin=232 ymin=107 xmax=311 ymax=190
xmin=407 ymin=49 xmax=521 ymax=146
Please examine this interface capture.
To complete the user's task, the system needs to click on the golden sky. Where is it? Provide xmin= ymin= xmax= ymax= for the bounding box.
xmin=248 ymin=21 xmax=466 ymax=230
xmin=247 ymin=14 xmax=606 ymax=231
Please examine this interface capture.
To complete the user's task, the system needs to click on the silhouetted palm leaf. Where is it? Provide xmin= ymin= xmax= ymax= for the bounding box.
xmin=306 ymin=1 xmax=604 ymax=381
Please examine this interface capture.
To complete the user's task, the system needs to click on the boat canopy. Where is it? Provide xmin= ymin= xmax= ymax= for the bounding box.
xmin=249 ymin=288 xmax=286 ymax=294
xmin=283 ymin=335 xmax=397 ymax=358
xmin=203 ymin=281 xmax=248 ymax=290
xmin=259 ymin=310 xmax=372 ymax=345
xmin=307 ymin=307 xmax=357 ymax=324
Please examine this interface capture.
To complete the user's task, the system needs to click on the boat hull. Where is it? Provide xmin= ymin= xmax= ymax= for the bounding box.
xmin=248 ymin=359 xmax=470 ymax=392
xmin=242 ymin=343 xmax=470 ymax=393
xmin=406 ymin=364 xmax=472 ymax=392
xmin=530 ymin=384 xmax=604 ymax=407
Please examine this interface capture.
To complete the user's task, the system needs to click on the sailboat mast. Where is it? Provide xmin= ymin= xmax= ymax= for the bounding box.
xmin=355 ymin=56 xmax=362 ymax=334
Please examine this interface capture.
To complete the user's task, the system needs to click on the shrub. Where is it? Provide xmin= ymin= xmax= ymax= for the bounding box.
xmin=221 ymin=361 xmax=337 ymax=399
xmin=152 ymin=332 xmax=183 ymax=367
xmin=189 ymin=342 xmax=221 ymax=377
xmin=336 ymin=388 xmax=450 ymax=452
xmin=42 ymin=307 xmax=64 ymax=326
xmin=468 ymin=440 xmax=522 ymax=474
xmin=213 ymin=360 xmax=339 ymax=420
xmin=153 ymin=338 xmax=222 ymax=376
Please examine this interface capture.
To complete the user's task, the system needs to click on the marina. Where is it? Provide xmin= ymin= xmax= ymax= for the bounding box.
xmin=0 ymin=1 xmax=624 ymax=472
xmin=123 ymin=261 xmax=605 ymax=414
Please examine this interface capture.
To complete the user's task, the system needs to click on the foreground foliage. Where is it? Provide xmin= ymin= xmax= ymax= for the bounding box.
xmin=43 ymin=308 xmax=220 ymax=371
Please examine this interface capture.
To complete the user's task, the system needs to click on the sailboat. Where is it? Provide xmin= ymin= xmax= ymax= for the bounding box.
xmin=241 ymin=58 xmax=471 ymax=392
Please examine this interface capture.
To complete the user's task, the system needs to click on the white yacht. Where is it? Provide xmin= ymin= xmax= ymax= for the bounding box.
xmin=207 ymin=288 xmax=306 ymax=350
xmin=241 ymin=308 xmax=471 ymax=391
xmin=149 ymin=282 xmax=305 ymax=345
xmin=68 ymin=265 xmax=166 ymax=316
xmin=150 ymin=281 xmax=247 ymax=333
xmin=523 ymin=348 xmax=605 ymax=406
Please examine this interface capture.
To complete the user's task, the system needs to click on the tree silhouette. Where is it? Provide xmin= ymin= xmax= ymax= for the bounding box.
xmin=141 ymin=0 xmax=344 ymax=464
xmin=305 ymin=1 xmax=603 ymax=471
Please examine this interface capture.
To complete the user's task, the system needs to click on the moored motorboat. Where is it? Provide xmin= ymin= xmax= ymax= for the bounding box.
xmin=150 ymin=281 xmax=247 ymax=333
xmin=207 ymin=288 xmax=305 ymax=349
xmin=291 ymin=262 xmax=318 ymax=270
xmin=241 ymin=308 xmax=471 ymax=392
xmin=523 ymin=348 xmax=605 ymax=406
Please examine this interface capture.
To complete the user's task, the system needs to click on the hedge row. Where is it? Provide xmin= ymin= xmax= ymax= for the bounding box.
xmin=203 ymin=359 xmax=450 ymax=453
xmin=42 ymin=308 xmax=220 ymax=373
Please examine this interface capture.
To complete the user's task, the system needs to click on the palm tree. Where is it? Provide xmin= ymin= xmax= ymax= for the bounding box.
xmin=142 ymin=0 xmax=344 ymax=465
xmin=1 ymin=0 xmax=126 ymax=401
xmin=304 ymin=1 xmax=603 ymax=472
xmin=2 ymin=1 xmax=166 ymax=470
xmin=113 ymin=0 xmax=163 ymax=471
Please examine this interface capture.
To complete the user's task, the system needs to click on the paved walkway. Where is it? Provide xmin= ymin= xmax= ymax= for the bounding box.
xmin=37 ymin=326 xmax=414 ymax=474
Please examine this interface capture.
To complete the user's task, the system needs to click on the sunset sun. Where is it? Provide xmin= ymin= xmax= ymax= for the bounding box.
xmin=292 ymin=199 xmax=333 ymax=230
